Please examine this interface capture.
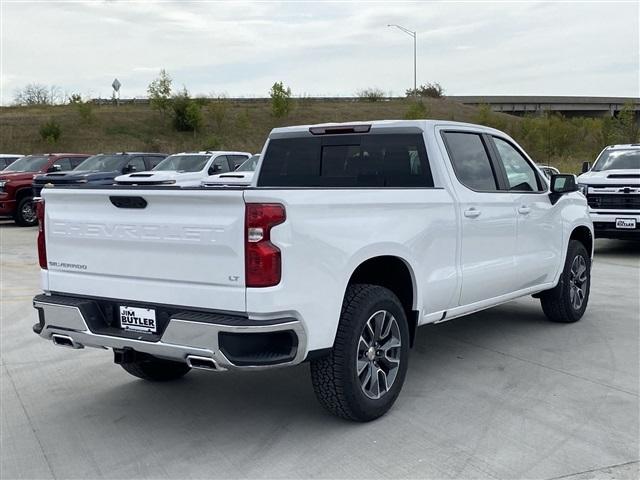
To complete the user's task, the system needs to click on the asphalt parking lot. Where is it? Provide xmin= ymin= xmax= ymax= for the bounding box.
xmin=1 ymin=221 xmax=638 ymax=480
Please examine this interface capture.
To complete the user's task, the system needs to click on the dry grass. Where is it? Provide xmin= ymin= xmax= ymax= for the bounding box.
xmin=0 ymin=98 xmax=517 ymax=155
xmin=1 ymin=98 xmax=590 ymax=173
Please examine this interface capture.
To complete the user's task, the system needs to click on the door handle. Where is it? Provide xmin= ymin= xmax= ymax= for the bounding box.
xmin=518 ymin=205 xmax=531 ymax=215
xmin=464 ymin=208 xmax=482 ymax=218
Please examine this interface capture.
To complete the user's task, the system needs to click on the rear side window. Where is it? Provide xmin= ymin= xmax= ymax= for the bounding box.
xmin=442 ymin=132 xmax=498 ymax=191
xmin=51 ymin=158 xmax=73 ymax=171
xmin=258 ymin=134 xmax=432 ymax=187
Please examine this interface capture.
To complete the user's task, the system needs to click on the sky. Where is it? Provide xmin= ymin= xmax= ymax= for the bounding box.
xmin=1 ymin=0 xmax=638 ymax=104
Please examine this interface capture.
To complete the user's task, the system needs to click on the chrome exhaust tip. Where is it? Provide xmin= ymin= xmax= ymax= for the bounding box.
xmin=52 ymin=334 xmax=83 ymax=349
xmin=186 ymin=355 xmax=218 ymax=371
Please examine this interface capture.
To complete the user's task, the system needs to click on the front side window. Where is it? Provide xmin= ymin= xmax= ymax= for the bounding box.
xmin=492 ymin=137 xmax=542 ymax=192
xmin=51 ymin=158 xmax=73 ymax=171
xmin=76 ymin=155 xmax=127 ymax=172
xmin=442 ymin=132 xmax=497 ymax=191
xmin=258 ymin=134 xmax=432 ymax=187
xmin=153 ymin=154 xmax=210 ymax=172
xmin=3 ymin=155 xmax=49 ymax=172
xmin=592 ymin=149 xmax=640 ymax=171
xmin=210 ymin=156 xmax=231 ymax=174
xmin=127 ymin=157 xmax=146 ymax=172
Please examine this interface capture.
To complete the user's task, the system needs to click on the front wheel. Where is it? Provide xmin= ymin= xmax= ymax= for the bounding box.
xmin=120 ymin=355 xmax=191 ymax=381
xmin=540 ymin=240 xmax=591 ymax=323
xmin=14 ymin=196 xmax=37 ymax=227
xmin=310 ymin=284 xmax=410 ymax=421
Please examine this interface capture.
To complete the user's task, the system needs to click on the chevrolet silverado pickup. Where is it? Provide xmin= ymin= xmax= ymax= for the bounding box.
xmin=202 ymin=154 xmax=260 ymax=186
xmin=0 ymin=153 xmax=89 ymax=226
xmin=578 ymin=144 xmax=639 ymax=239
xmin=33 ymin=120 xmax=593 ymax=421
xmin=115 ymin=151 xmax=251 ymax=187
xmin=32 ymin=152 xmax=167 ymax=197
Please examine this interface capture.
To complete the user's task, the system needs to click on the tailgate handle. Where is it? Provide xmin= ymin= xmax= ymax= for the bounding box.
xmin=110 ymin=196 xmax=147 ymax=209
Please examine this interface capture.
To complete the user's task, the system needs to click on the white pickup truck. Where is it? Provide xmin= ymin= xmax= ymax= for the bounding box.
xmin=33 ymin=120 xmax=593 ymax=421
xmin=115 ymin=151 xmax=251 ymax=187
xmin=577 ymin=144 xmax=640 ymax=240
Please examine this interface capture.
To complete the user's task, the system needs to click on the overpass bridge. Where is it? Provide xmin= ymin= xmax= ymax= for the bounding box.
xmin=447 ymin=96 xmax=640 ymax=118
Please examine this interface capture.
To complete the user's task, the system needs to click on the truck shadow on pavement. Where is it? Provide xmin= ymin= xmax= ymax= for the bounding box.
xmin=594 ymin=238 xmax=640 ymax=257
xmin=90 ymin=300 xmax=557 ymax=436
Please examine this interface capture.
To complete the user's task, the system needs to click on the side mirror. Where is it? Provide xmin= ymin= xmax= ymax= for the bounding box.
xmin=581 ymin=161 xmax=590 ymax=173
xmin=549 ymin=174 xmax=578 ymax=205
xmin=123 ymin=164 xmax=136 ymax=174
xmin=47 ymin=164 xmax=62 ymax=173
xmin=551 ymin=174 xmax=578 ymax=194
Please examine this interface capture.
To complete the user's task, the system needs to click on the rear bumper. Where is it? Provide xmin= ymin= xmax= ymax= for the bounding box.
xmin=589 ymin=210 xmax=640 ymax=239
xmin=33 ymin=294 xmax=307 ymax=370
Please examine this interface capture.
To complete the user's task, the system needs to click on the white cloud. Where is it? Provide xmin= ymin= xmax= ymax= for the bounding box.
xmin=0 ymin=0 xmax=638 ymax=104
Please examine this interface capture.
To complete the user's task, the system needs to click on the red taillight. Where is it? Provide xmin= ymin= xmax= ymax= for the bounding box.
xmin=36 ymin=199 xmax=47 ymax=269
xmin=245 ymin=203 xmax=285 ymax=287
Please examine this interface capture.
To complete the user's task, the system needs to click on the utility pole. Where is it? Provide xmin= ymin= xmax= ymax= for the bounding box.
xmin=388 ymin=24 xmax=417 ymax=95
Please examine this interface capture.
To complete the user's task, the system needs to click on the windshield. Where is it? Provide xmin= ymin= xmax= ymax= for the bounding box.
xmin=3 ymin=155 xmax=48 ymax=172
xmin=235 ymin=155 xmax=259 ymax=172
xmin=75 ymin=154 xmax=126 ymax=172
xmin=592 ymin=149 xmax=640 ymax=171
xmin=153 ymin=154 xmax=210 ymax=172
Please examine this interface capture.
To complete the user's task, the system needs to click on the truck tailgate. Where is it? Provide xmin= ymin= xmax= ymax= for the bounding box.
xmin=42 ymin=188 xmax=246 ymax=312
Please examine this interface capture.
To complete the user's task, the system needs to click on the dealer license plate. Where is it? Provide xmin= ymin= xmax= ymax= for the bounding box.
xmin=119 ymin=305 xmax=157 ymax=333
xmin=616 ymin=218 xmax=636 ymax=229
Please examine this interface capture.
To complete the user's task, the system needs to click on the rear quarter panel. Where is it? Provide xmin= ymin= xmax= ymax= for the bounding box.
xmin=244 ymin=188 xmax=458 ymax=351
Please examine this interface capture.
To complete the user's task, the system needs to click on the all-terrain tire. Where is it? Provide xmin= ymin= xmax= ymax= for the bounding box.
xmin=310 ymin=284 xmax=410 ymax=422
xmin=540 ymin=240 xmax=591 ymax=323
xmin=120 ymin=355 xmax=191 ymax=381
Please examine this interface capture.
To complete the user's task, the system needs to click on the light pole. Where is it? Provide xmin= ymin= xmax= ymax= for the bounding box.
xmin=388 ymin=24 xmax=416 ymax=95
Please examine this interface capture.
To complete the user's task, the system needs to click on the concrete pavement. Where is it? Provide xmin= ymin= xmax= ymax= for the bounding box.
xmin=1 ymin=222 xmax=638 ymax=479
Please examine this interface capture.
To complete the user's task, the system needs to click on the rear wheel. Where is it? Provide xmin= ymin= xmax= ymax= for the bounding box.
xmin=120 ymin=355 xmax=191 ymax=381
xmin=310 ymin=284 xmax=410 ymax=422
xmin=540 ymin=240 xmax=591 ymax=323
xmin=14 ymin=196 xmax=37 ymax=227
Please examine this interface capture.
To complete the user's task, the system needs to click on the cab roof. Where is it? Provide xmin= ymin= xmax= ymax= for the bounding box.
xmin=270 ymin=119 xmax=506 ymax=137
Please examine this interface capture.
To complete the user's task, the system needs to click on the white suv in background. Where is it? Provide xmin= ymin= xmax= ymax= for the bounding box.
xmin=115 ymin=151 xmax=251 ymax=187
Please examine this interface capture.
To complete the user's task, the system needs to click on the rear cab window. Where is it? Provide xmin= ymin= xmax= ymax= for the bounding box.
xmin=258 ymin=133 xmax=433 ymax=187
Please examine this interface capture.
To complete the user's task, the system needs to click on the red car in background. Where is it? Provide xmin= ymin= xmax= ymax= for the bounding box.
xmin=0 ymin=153 xmax=89 ymax=226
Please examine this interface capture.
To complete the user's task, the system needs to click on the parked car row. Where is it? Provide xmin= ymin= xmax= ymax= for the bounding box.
xmin=0 ymin=150 xmax=260 ymax=226
xmin=2 ymin=141 xmax=637 ymax=240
